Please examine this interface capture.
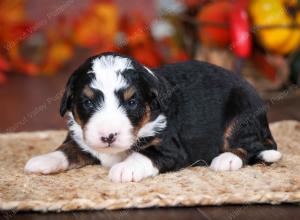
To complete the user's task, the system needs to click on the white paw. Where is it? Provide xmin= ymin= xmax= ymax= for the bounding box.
xmin=259 ymin=150 xmax=282 ymax=163
xmin=108 ymin=152 xmax=158 ymax=182
xmin=210 ymin=152 xmax=243 ymax=171
xmin=108 ymin=161 xmax=145 ymax=182
xmin=24 ymin=151 xmax=69 ymax=174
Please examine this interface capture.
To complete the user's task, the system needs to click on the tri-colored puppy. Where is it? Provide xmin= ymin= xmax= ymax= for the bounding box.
xmin=25 ymin=52 xmax=282 ymax=182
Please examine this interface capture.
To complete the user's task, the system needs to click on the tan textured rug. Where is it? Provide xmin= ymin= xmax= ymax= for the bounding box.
xmin=1 ymin=120 xmax=300 ymax=212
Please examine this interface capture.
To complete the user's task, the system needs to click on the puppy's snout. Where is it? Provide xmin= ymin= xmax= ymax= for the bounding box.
xmin=100 ymin=133 xmax=117 ymax=145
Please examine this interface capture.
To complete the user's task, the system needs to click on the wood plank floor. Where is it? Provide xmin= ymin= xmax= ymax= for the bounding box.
xmin=1 ymin=205 xmax=300 ymax=220
xmin=0 ymin=73 xmax=300 ymax=220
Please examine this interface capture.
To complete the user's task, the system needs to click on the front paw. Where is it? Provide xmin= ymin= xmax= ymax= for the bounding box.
xmin=109 ymin=161 xmax=145 ymax=182
xmin=24 ymin=151 xmax=69 ymax=174
xmin=108 ymin=152 xmax=158 ymax=182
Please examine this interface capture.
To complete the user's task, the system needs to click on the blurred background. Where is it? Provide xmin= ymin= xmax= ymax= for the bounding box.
xmin=0 ymin=0 xmax=300 ymax=132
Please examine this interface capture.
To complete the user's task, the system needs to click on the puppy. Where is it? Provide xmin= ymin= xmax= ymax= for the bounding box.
xmin=25 ymin=52 xmax=282 ymax=182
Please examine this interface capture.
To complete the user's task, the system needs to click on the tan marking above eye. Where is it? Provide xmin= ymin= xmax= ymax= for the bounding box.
xmin=83 ymin=86 xmax=95 ymax=98
xmin=74 ymin=106 xmax=84 ymax=127
xmin=123 ymin=86 xmax=136 ymax=101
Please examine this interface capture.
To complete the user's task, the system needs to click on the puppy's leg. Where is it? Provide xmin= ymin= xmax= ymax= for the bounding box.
xmin=25 ymin=134 xmax=99 ymax=174
xmin=210 ymin=88 xmax=281 ymax=171
xmin=210 ymin=115 xmax=281 ymax=171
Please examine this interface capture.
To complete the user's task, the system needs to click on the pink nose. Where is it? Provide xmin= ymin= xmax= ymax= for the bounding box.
xmin=101 ymin=133 xmax=117 ymax=145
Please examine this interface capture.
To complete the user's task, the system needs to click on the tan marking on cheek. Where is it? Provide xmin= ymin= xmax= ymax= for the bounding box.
xmin=83 ymin=86 xmax=94 ymax=99
xmin=133 ymin=105 xmax=151 ymax=136
xmin=73 ymin=107 xmax=84 ymax=127
xmin=123 ymin=86 xmax=136 ymax=101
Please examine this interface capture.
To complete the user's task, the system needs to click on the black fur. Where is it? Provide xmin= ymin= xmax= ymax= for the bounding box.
xmin=139 ymin=60 xmax=277 ymax=172
xmin=60 ymin=52 xmax=277 ymax=174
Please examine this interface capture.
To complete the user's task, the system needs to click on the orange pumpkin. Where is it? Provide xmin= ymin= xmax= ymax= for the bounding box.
xmin=196 ymin=1 xmax=232 ymax=47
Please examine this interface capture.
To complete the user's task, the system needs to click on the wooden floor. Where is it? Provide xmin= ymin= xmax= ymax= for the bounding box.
xmin=2 ymin=205 xmax=300 ymax=220
xmin=0 ymin=73 xmax=300 ymax=220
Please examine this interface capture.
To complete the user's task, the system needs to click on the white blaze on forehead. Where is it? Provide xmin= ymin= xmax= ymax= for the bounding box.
xmin=89 ymin=56 xmax=132 ymax=132
xmin=90 ymin=55 xmax=133 ymax=91
xmin=88 ymin=55 xmax=134 ymax=136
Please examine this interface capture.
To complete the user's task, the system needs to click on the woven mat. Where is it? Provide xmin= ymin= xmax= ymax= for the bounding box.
xmin=1 ymin=120 xmax=300 ymax=212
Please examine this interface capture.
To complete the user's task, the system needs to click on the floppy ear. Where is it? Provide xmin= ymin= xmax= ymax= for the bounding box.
xmin=60 ymin=56 xmax=95 ymax=116
xmin=142 ymin=67 xmax=171 ymax=112
xmin=60 ymin=72 xmax=79 ymax=117
xmin=60 ymin=87 xmax=71 ymax=117
xmin=149 ymin=81 xmax=171 ymax=112
xmin=60 ymin=81 xmax=72 ymax=117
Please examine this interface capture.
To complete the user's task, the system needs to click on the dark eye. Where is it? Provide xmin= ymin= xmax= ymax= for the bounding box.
xmin=127 ymin=98 xmax=138 ymax=109
xmin=83 ymin=99 xmax=94 ymax=109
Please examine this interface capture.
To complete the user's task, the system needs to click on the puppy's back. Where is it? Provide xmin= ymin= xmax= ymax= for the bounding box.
xmin=153 ymin=60 xmax=266 ymax=164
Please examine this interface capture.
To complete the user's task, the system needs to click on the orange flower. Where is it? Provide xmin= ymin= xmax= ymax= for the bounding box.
xmin=73 ymin=1 xmax=118 ymax=48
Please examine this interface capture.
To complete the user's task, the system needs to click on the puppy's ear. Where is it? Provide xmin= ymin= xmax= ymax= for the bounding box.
xmin=149 ymin=83 xmax=170 ymax=112
xmin=142 ymin=67 xmax=170 ymax=112
xmin=60 ymin=57 xmax=94 ymax=117
xmin=60 ymin=79 xmax=73 ymax=117
xmin=60 ymin=71 xmax=79 ymax=117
